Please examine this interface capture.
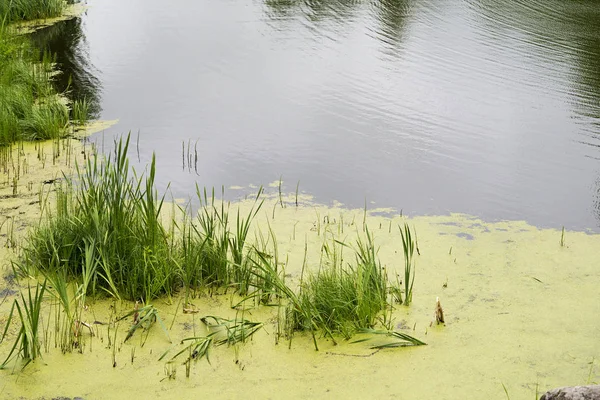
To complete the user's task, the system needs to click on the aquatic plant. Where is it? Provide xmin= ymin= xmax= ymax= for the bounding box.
xmin=71 ymin=97 xmax=89 ymax=126
xmin=20 ymin=134 xmax=274 ymax=303
xmin=0 ymin=26 xmax=70 ymax=144
xmin=0 ymin=281 xmax=47 ymax=369
xmin=200 ymin=316 xmax=263 ymax=346
xmin=0 ymin=0 xmax=66 ymax=24
xmin=117 ymin=304 xmax=170 ymax=345
xmin=175 ymin=185 xmax=266 ymax=301
xmin=353 ymin=328 xmax=426 ymax=348
xmin=399 ymin=223 xmax=416 ymax=305
xmin=298 ymin=229 xmax=388 ymax=339
xmin=248 ymin=249 xmax=330 ymax=350
xmin=159 ymin=316 xmax=262 ymax=377
xmin=248 ymin=229 xmax=397 ymax=349
xmin=229 ymin=189 xmax=264 ymax=293
xmin=20 ymin=135 xmax=179 ymax=301
xmin=193 ymin=188 xmax=232 ymax=288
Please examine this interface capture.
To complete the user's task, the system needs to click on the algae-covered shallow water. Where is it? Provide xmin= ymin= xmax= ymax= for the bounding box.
xmin=1 ymin=144 xmax=599 ymax=398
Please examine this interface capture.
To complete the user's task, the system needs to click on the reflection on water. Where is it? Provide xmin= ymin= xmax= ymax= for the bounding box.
xmin=369 ymin=0 xmax=412 ymax=53
xmin=39 ymin=0 xmax=600 ymax=230
xmin=29 ymin=17 xmax=102 ymax=119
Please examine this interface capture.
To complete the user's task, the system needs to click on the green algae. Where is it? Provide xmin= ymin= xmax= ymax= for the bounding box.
xmin=1 ymin=144 xmax=599 ymax=398
xmin=7 ymin=3 xmax=87 ymax=35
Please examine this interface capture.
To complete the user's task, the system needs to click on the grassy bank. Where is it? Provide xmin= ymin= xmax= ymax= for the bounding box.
xmin=0 ymin=0 xmax=66 ymax=25
xmin=0 ymin=1 xmax=86 ymax=146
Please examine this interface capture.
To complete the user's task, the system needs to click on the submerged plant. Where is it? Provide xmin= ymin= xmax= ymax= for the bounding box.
xmin=353 ymin=328 xmax=426 ymax=349
xmin=159 ymin=316 xmax=262 ymax=377
xmin=117 ymin=304 xmax=170 ymax=345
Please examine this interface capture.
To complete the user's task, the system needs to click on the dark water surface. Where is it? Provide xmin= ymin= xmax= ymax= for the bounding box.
xmin=34 ymin=0 xmax=600 ymax=230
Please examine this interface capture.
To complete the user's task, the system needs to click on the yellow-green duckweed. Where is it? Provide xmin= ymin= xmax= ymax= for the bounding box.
xmin=1 ymin=144 xmax=599 ymax=399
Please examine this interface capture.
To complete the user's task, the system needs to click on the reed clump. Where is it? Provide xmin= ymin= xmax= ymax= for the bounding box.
xmin=21 ymin=136 xmax=178 ymax=301
xmin=249 ymin=228 xmax=418 ymax=351
xmin=14 ymin=136 xmax=425 ymax=355
xmin=19 ymin=135 xmax=270 ymax=303
xmin=297 ymin=229 xmax=388 ymax=339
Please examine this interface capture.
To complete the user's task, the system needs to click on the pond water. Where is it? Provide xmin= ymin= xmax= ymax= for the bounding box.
xmin=32 ymin=0 xmax=600 ymax=230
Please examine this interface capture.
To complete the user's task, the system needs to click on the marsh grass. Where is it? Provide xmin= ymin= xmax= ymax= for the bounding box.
xmin=248 ymin=249 xmax=328 ymax=350
xmin=176 ymin=185 xmax=265 ymax=302
xmin=399 ymin=223 xmax=416 ymax=305
xmin=0 ymin=0 xmax=66 ymax=24
xmin=192 ymin=187 xmax=233 ymax=289
xmin=0 ymin=280 xmax=46 ymax=369
xmin=16 ymin=135 xmax=422 ymax=356
xmin=248 ymin=227 xmax=408 ymax=350
xmin=43 ymin=245 xmax=96 ymax=353
xmin=0 ymin=27 xmax=70 ymax=144
xmin=298 ymin=228 xmax=388 ymax=339
xmin=20 ymin=134 xmax=273 ymax=305
xmin=20 ymin=135 xmax=178 ymax=301
xmin=71 ymin=97 xmax=89 ymax=126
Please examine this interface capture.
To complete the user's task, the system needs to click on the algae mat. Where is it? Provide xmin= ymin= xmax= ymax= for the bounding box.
xmin=0 ymin=144 xmax=599 ymax=399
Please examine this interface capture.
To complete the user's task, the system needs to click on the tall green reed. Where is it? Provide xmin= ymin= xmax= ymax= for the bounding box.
xmin=0 ymin=281 xmax=47 ymax=369
xmin=20 ymin=135 xmax=178 ymax=302
xmin=299 ymin=228 xmax=388 ymax=339
xmin=399 ymin=223 xmax=416 ymax=305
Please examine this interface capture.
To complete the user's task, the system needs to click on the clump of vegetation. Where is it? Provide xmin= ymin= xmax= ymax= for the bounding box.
xmin=249 ymin=229 xmax=423 ymax=351
xmin=297 ymin=229 xmax=388 ymax=339
xmin=0 ymin=25 xmax=70 ymax=145
xmin=0 ymin=0 xmax=66 ymax=25
xmin=177 ymin=186 xmax=264 ymax=297
xmin=118 ymin=303 xmax=170 ymax=344
xmin=14 ymin=135 xmax=425 ymax=358
xmin=21 ymin=136 xmax=178 ymax=301
xmin=19 ymin=135 xmax=268 ymax=303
